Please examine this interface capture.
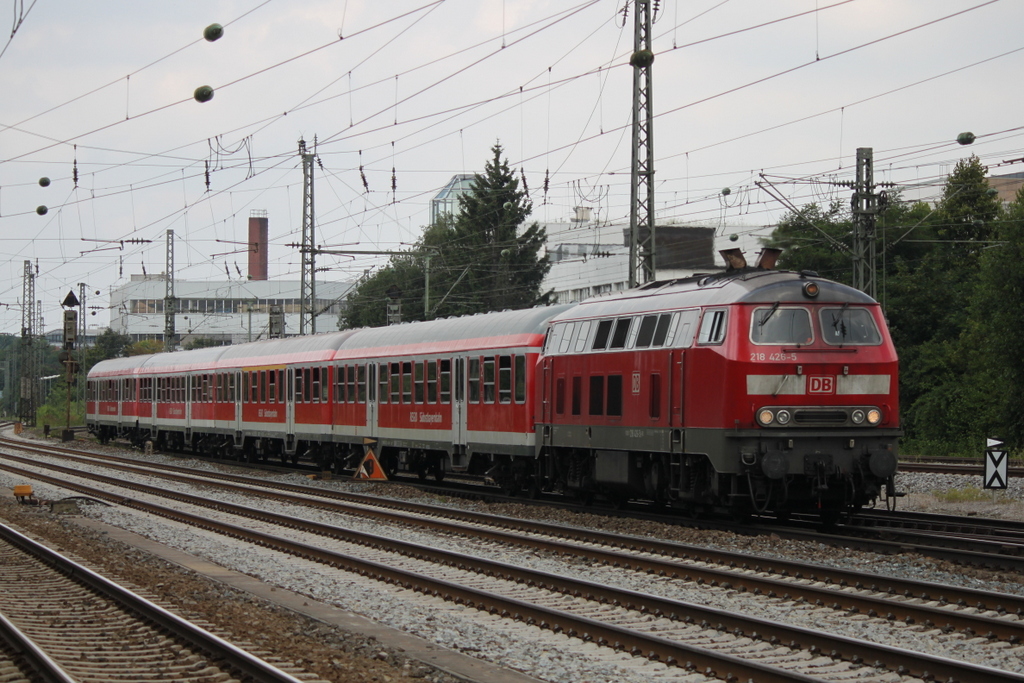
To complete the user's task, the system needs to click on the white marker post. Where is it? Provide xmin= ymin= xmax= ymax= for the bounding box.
xmin=984 ymin=437 xmax=1008 ymax=502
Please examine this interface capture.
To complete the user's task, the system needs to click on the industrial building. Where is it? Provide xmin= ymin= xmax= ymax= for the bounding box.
xmin=108 ymin=211 xmax=353 ymax=345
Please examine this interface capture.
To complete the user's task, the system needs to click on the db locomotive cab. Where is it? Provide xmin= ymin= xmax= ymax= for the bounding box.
xmin=730 ymin=274 xmax=900 ymax=519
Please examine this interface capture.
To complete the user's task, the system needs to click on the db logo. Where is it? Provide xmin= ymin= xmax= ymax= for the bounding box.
xmin=808 ymin=376 xmax=835 ymax=394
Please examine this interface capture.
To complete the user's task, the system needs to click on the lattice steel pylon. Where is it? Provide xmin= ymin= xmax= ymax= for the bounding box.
xmin=164 ymin=229 xmax=177 ymax=351
xmin=19 ymin=260 xmax=36 ymax=426
xmin=851 ymin=148 xmax=879 ymax=300
xmin=628 ymin=0 xmax=656 ymax=288
xmin=299 ymin=138 xmax=317 ymax=335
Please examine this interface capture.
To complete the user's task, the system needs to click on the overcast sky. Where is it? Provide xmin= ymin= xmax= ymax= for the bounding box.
xmin=1 ymin=0 xmax=1021 ymax=334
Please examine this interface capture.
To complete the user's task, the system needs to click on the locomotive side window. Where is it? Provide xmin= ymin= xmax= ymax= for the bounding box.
xmin=304 ymin=368 xmax=313 ymax=403
xmin=697 ymin=309 xmax=728 ymax=345
xmin=589 ymin=376 xmax=605 ymax=415
xmin=572 ymin=376 xmax=582 ymax=415
xmin=634 ymin=315 xmax=659 ymax=348
xmin=483 ymin=357 xmax=496 ymax=403
xmin=322 ymin=367 xmax=330 ymax=402
xmin=260 ymin=371 xmax=267 ymax=404
xmin=357 ymin=365 xmax=367 ymax=403
xmin=544 ymin=325 xmax=561 ymax=354
xmin=268 ymin=370 xmax=277 ymax=404
xmin=820 ymin=307 xmax=882 ymax=345
xmin=607 ymin=375 xmax=623 ymax=416
xmin=335 ymin=366 xmax=345 ymax=403
xmin=750 ymin=307 xmax=813 ymax=345
xmin=592 ymin=320 xmax=613 ymax=350
xmin=468 ymin=358 xmax=480 ymax=402
xmin=652 ymin=314 xmax=673 ymax=346
xmin=556 ymin=377 xmax=566 ymax=414
xmin=557 ymin=322 xmax=576 ymax=354
xmin=311 ymin=368 xmax=321 ymax=403
xmin=440 ymin=360 xmax=451 ymax=403
xmin=348 ymin=366 xmax=357 ymax=403
xmin=609 ymin=318 xmax=631 ymax=349
xmin=573 ymin=320 xmax=593 ymax=353
xmin=294 ymin=370 xmax=303 ymax=404
xmin=514 ymin=355 xmax=526 ymax=403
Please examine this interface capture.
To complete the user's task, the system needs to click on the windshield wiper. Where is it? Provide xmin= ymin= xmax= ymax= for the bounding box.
xmin=759 ymin=302 xmax=780 ymax=327
xmin=830 ymin=302 xmax=849 ymax=340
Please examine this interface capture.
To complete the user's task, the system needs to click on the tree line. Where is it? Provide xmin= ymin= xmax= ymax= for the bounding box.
xmin=767 ymin=156 xmax=1024 ymax=454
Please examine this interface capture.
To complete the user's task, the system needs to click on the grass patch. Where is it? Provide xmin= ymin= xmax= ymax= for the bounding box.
xmin=932 ymin=487 xmax=1009 ymax=503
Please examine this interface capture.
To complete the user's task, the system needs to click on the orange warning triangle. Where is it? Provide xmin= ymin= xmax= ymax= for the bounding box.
xmin=354 ymin=449 xmax=388 ymax=480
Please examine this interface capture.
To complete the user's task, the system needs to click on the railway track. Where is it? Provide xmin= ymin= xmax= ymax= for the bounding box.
xmin=2 ymin=440 xmax=1024 ymax=681
xmin=8 ymin=434 xmax=1024 ymax=569
xmin=0 ymin=520 xmax=318 ymax=683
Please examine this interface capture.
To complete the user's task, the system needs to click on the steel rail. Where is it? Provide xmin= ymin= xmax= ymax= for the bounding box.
xmin=5 ymin=440 xmax=1024 ymax=619
xmin=4 ymin=447 xmax=1023 ymax=643
xmin=0 ymin=609 xmax=77 ymax=683
xmin=0 ymin=521 xmax=308 ymax=683
xmin=1 ymin=459 xmax=1022 ymax=682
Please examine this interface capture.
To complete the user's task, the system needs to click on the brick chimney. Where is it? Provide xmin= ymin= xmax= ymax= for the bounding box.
xmin=248 ymin=210 xmax=269 ymax=280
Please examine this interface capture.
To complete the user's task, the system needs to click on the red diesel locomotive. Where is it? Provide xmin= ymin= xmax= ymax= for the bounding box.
xmin=87 ymin=258 xmax=899 ymax=519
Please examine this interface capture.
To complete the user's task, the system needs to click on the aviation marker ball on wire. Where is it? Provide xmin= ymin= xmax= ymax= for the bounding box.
xmin=36 ymin=206 xmax=48 ymax=215
xmin=38 ymin=177 xmax=50 ymax=187
xmin=957 ymin=132 xmax=976 ymax=146
xmin=204 ymin=23 xmax=224 ymax=42
xmin=729 ymin=234 xmax=739 ymax=242
xmin=630 ymin=49 xmax=654 ymax=68
xmin=721 ymin=187 xmax=731 ymax=196
xmin=194 ymin=85 xmax=214 ymax=103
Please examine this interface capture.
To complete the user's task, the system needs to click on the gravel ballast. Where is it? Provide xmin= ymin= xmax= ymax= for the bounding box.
xmin=2 ymin=437 xmax=1024 ymax=682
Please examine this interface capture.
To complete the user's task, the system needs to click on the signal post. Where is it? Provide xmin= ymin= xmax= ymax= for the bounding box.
xmin=60 ymin=290 xmax=80 ymax=441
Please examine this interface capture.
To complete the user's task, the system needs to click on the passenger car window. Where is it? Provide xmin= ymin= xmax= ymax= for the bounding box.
xmin=750 ymin=307 xmax=813 ymax=345
xmin=820 ymin=307 xmax=882 ymax=345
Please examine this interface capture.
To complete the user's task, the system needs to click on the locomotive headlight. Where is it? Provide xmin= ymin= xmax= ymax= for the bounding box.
xmin=851 ymin=409 xmax=865 ymax=425
xmin=775 ymin=409 xmax=791 ymax=425
xmin=866 ymin=408 xmax=882 ymax=425
xmin=757 ymin=409 xmax=775 ymax=426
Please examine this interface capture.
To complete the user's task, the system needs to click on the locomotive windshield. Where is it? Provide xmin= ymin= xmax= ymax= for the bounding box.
xmin=820 ymin=306 xmax=882 ymax=345
xmin=750 ymin=306 xmax=813 ymax=345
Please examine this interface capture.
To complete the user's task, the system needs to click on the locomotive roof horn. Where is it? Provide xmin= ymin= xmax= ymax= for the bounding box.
xmin=755 ymin=247 xmax=782 ymax=270
xmin=719 ymin=248 xmax=747 ymax=270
